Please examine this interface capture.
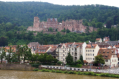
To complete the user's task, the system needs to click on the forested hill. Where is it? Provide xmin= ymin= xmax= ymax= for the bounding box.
xmin=0 ymin=1 xmax=119 ymax=27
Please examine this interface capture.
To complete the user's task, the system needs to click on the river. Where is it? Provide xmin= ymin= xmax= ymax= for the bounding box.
xmin=0 ymin=70 xmax=118 ymax=79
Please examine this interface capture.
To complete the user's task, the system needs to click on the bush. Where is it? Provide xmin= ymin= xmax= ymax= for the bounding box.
xmin=33 ymin=68 xmax=39 ymax=71
xmin=88 ymin=72 xmax=94 ymax=75
xmin=83 ymin=72 xmax=89 ymax=75
xmin=56 ymin=70 xmax=62 ymax=73
xmin=67 ymin=71 xmax=76 ymax=74
xmin=57 ymin=61 xmax=63 ymax=65
xmin=31 ymin=63 xmax=41 ymax=68
xmin=78 ymin=71 xmax=83 ymax=75
xmin=101 ymin=73 xmax=110 ymax=77
xmin=41 ymin=69 xmax=50 ymax=72
xmin=96 ymin=74 xmax=101 ymax=76
xmin=51 ymin=69 xmax=56 ymax=72
xmin=64 ymin=71 xmax=68 ymax=74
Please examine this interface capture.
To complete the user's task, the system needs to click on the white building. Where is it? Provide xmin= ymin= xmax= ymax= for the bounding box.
xmin=85 ymin=44 xmax=100 ymax=64
xmin=98 ymin=48 xmax=118 ymax=68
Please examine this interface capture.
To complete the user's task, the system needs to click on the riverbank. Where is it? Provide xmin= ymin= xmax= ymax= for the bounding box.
xmin=34 ymin=68 xmax=119 ymax=78
xmin=0 ymin=64 xmax=35 ymax=71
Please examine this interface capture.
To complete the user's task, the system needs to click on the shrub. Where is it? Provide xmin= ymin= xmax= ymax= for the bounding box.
xmin=88 ymin=72 xmax=94 ymax=75
xmin=76 ymin=64 xmax=82 ymax=67
xmin=78 ymin=71 xmax=83 ymax=75
xmin=64 ymin=71 xmax=68 ymax=74
xmin=83 ymin=72 xmax=89 ymax=75
xmin=57 ymin=61 xmax=63 ymax=65
xmin=101 ymin=73 xmax=110 ymax=77
xmin=96 ymin=74 xmax=101 ymax=76
xmin=33 ymin=68 xmax=39 ymax=71
xmin=51 ymin=69 xmax=56 ymax=72
xmin=56 ymin=70 xmax=62 ymax=73
xmin=41 ymin=69 xmax=50 ymax=72
xmin=67 ymin=71 xmax=76 ymax=74
xmin=31 ymin=63 xmax=41 ymax=68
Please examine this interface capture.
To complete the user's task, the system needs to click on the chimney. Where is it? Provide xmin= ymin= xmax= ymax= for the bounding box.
xmin=91 ymin=43 xmax=93 ymax=48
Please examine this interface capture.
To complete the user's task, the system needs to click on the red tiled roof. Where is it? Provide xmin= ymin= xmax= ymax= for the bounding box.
xmin=98 ymin=48 xmax=116 ymax=59
xmin=86 ymin=44 xmax=97 ymax=48
xmin=83 ymin=60 xmax=88 ymax=63
xmin=96 ymin=38 xmax=101 ymax=41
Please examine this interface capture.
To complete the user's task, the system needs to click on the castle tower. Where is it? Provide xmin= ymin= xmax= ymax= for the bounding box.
xmin=33 ymin=17 xmax=40 ymax=28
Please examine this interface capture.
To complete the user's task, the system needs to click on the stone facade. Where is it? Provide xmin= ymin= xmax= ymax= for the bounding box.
xmin=27 ymin=17 xmax=97 ymax=33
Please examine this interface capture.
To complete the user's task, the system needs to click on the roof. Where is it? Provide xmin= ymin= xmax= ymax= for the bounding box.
xmin=107 ymin=41 xmax=119 ymax=46
xmin=36 ymin=45 xmax=58 ymax=54
xmin=114 ymin=44 xmax=119 ymax=48
xmin=28 ymin=42 xmax=40 ymax=48
xmin=83 ymin=60 xmax=88 ymax=63
xmin=117 ymin=54 xmax=119 ymax=58
xmin=98 ymin=48 xmax=116 ymax=59
xmin=96 ymin=38 xmax=101 ymax=41
xmin=96 ymin=42 xmax=110 ymax=46
xmin=4 ymin=45 xmax=17 ymax=52
xmin=86 ymin=44 xmax=97 ymax=48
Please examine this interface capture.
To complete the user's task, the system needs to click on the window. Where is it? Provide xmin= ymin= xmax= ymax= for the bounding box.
xmin=103 ymin=52 xmax=105 ymax=53
xmin=93 ymin=54 xmax=94 ymax=56
xmin=72 ymin=52 xmax=73 ymax=55
xmin=72 ymin=48 xmax=73 ymax=50
xmin=93 ymin=58 xmax=94 ymax=60
xmin=93 ymin=50 xmax=94 ymax=52
xmin=106 ymin=60 xmax=108 ymax=62
xmin=86 ymin=50 xmax=87 ymax=52
xmin=107 ymin=52 xmax=109 ymax=53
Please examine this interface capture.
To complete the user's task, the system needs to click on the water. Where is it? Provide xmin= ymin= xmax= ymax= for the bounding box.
xmin=0 ymin=70 xmax=117 ymax=79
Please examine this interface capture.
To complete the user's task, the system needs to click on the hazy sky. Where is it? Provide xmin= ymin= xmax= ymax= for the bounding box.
xmin=1 ymin=0 xmax=119 ymax=7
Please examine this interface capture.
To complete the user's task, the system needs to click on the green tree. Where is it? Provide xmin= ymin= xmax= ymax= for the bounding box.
xmin=66 ymin=52 xmax=73 ymax=65
xmin=6 ymin=46 xmax=14 ymax=63
xmin=94 ymin=54 xmax=105 ymax=65
xmin=46 ymin=54 xmax=54 ymax=64
xmin=0 ymin=47 xmax=6 ymax=63
xmin=21 ymin=45 xmax=32 ymax=63
xmin=48 ymin=27 xmax=53 ymax=32
xmin=80 ymin=55 xmax=84 ymax=65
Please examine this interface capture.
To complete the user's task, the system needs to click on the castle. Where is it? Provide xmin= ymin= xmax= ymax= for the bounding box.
xmin=27 ymin=17 xmax=97 ymax=33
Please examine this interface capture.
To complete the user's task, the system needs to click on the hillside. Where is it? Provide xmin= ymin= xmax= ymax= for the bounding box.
xmin=0 ymin=1 xmax=119 ymax=27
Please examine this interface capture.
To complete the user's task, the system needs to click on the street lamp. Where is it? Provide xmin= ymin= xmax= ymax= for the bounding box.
xmin=90 ymin=63 xmax=92 ymax=71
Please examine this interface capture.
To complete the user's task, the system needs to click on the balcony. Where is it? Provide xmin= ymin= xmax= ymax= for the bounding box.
xmin=75 ymin=53 xmax=77 ymax=57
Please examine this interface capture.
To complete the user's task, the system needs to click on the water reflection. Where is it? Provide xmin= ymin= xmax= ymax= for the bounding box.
xmin=0 ymin=70 xmax=118 ymax=79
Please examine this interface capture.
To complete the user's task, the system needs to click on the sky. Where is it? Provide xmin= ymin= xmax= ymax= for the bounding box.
xmin=0 ymin=0 xmax=119 ymax=7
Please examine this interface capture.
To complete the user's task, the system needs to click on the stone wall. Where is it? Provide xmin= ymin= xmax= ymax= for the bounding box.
xmin=0 ymin=64 xmax=35 ymax=71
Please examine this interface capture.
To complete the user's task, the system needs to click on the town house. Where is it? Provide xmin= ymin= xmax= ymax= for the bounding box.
xmin=98 ymin=48 xmax=118 ymax=68
xmin=85 ymin=44 xmax=100 ymax=64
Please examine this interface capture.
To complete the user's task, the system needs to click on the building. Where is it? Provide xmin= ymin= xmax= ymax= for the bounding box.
xmin=85 ymin=44 xmax=100 ymax=64
xmin=28 ymin=42 xmax=40 ymax=54
xmin=56 ymin=42 xmax=86 ymax=64
xmin=107 ymin=41 xmax=119 ymax=46
xmin=56 ymin=43 xmax=71 ymax=64
xmin=103 ymin=37 xmax=110 ymax=42
xmin=98 ymin=48 xmax=118 ymax=68
xmin=96 ymin=42 xmax=110 ymax=48
xmin=27 ymin=17 xmax=97 ymax=33
xmin=35 ymin=45 xmax=58 ymax=58
xmin=96 ymin=38 xmax=102 ymax=42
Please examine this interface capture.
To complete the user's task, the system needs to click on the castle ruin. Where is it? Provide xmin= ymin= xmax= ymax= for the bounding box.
xmin=27 ymin=17 xmax=97 ymax=33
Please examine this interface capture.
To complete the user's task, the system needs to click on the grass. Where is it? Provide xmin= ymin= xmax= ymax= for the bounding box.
xmin=35 ymin=68 xmax=119 ymax=78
